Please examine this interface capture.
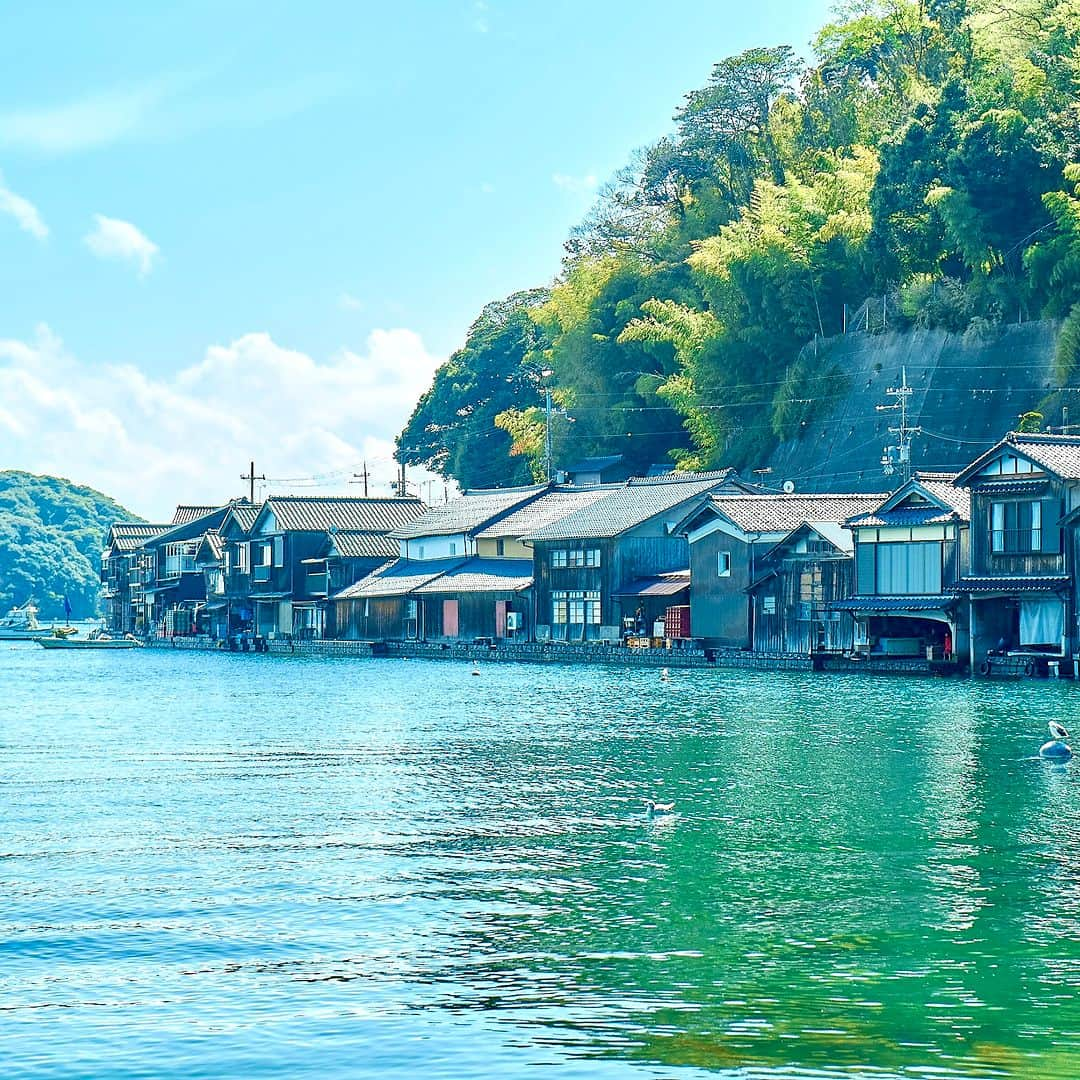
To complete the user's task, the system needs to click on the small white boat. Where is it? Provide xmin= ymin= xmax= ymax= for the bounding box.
xmin=35 ymin=628 xmax=141 ymax=650
xmin=0 ymin=600 xmax=55 ymax=640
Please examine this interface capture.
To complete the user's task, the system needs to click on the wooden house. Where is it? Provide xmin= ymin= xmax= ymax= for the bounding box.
xmin=952 ymin=433 xmax=1080 ymax=670
xmin=214 ymin=502 xmax=262 ymax=639
xmin=828 ymin=474 xmax=970 ymax=661
xmin=136 ymin=505 xmax=237 ymax=636
xmin=333 ymin=485 xmax=611 ymax=642
xmin=747 ymin=521 xmax=859 ymax=655
xmin=101 ymin=522 xmax=169 ymax=633
xmin=525 ymin=471 xmax=747 ymax=642
xmin=674 ymin=492 xmax=884 ymax=648
xmin=245 ymin=495 xmax=425 ymax=640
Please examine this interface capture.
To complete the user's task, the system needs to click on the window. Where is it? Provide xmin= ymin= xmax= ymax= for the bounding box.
xmin=762 ymin=595 xmax=777 ymax=615
xmin=163 ymin=541 xmax=197 ymax=577
xmin=417 ymin=544 xmax=425 ymax=559
xmin=717 ymin=551 xmax=731 ymax=577
xmin=496 ymin=538 xmax=505 ymax=556
xmin=272 ymin=535 xmax=284 ymax=567
xmin=875 ymin=542 xmax=942 ymax=595
xmin=552 ymin=548 xmax=600 ymax=569
xmin=990 ymin=500 xmax=1041 ymax=553
xmin=449 ymin=541 xmax=457 ymax=556
xmin=236 ymin=542 xmax=250 ymax=574
xmin=552 ymin=590 xmax=601 ymax=624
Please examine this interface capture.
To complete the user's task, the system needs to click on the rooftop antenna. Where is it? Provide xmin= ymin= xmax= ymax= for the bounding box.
xmin=876 ymin=367 xmax=920 ymax=483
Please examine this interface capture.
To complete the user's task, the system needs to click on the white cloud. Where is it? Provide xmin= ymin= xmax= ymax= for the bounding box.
xmin=0 ymin=324 xmax=443 ymax=520
xmin=0 ymin=170 xmax=48 ymax=239
xmin=472 ymin=1 xmax=490 ymax=33
xmin=338 ymin=291 xmax=364 ymax=311
xmin=84 ymin=214 xmax=159 ymax=276
xmin=552 ymin=171 xmax=598 ymax=194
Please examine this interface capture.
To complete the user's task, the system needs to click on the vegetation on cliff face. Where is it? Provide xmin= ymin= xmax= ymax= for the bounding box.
xmin=399 ymin=0 xmax=1080 ymax=487
xmin=0 ymin=472 xmax=140 ymax=619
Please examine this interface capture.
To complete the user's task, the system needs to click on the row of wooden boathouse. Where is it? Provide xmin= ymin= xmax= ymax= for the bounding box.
xmin=102 ymin=432 xmax=1080 ymax=676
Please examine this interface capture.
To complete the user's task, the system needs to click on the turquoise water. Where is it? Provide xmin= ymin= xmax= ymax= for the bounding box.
xmin=2 ymin=645 xmax=1079 ymax=1079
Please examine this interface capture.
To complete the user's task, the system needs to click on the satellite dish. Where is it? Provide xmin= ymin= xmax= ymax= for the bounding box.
xmin=782 ymin=480 xmax=796 ymax=494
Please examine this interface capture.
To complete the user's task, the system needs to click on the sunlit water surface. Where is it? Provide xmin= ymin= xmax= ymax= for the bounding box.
xmin=2 ymin=646 xmax=1079 ymax=1079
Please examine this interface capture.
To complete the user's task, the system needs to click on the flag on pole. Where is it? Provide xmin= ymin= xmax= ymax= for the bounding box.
xmin=63 ymin=595 xmax=72 ymax=619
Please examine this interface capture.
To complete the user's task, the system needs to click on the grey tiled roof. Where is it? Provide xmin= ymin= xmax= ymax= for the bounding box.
xmin=475 ymin=487 xmax=610 ymax=538
xmin=228 ymin=504 xmax=260 ymax=532
xmin=526 ymin=471 xmax=738 ymax=541
xmin=264 ymin=495 xmax=424 ymax=533
xmin=172 ymin=505 xmax=218 ymax=525
xmin=328 ymin=530 xmax=401 ymax=560
xmin=106 ymin=522 xmax=170 ymax=552
xmin=393 ymin=486 xmax=547 ymax=540
xmin=706 ymin=493 xmax=885 ymax=535
xmin=849 ymin=474 xmax=969 ymax=527
xmin=957 ymin=432 xmax=1080 ymax=484
xmin=196 ymin=532 xmax=224 ymax=562
xmin=827 ymin=595 xmax=959 ymax=613
xmin=413 ymin=558 xmax=533 ymax=595
xmin=333 ymin=558 xmax=464 ymax=600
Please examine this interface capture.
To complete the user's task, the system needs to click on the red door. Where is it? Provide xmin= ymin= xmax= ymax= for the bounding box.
xmin=495 ymin=600 xmax=507 ymax=638
xmin=443 ymin=599 xmax=459 ymax=638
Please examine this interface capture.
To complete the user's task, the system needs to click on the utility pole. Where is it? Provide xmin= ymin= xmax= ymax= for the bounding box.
xmin=240 ymin=460 xmax=266 ymax=504
xmin=398 ymin=462 xmax=407 ymax=498
xmin=541 ymin=367 xmax=555 ymax=483
xmin=352 ymin=462 xmax=370 ymax=497
xmin=876 ymin=367 xmax=921 ymax=484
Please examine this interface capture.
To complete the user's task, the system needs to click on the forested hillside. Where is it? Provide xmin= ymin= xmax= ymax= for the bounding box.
xmin=0 ymin=472 xmax=139 ymax=619
xmin=398 ymin=0 xmax=1080 ymax=486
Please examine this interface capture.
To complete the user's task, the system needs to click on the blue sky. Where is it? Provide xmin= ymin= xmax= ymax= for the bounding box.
xmin=0 ymin=0 xmax=832 ymax=518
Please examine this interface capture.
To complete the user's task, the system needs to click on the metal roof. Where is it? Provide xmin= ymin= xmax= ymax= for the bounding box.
xmin=702 ymin=493 xmax=885 ymax=536
xmin=955 ymin=432 xmax=1080 ymax=484
xmin=393 ymin=486 xmax=547 ymax=540
xmin=526 ymin=471 xmax=738 ymax=541
xmin=475 ymin=487 xmax=610 ymax=538
xmin=826 ymin=595 xmax=959 ymax=613
xmin=613 ymin=570 xmax=690 ymax=598
xmin=328 ymin=530 xmax=401 ymax=560
xmin=413 ymin=558 xmax=533 ymax=595
xmin=956 ymin=575 xmax=1070 ymax=594
xmin=171 ymin=505 xmax=218 ymax=525
xmin=195 ymin=532 xmax=224 ymax=562
xmin=333 ymin=557 xmax=465 ymax=600
xmin=105 ymin=522 xmax=170 ymax=552
xmin=224 ymin=504 xmax=261 ymax=533
xmin=566 ymin=455 xmax=624 ymax=474
xmin=262 ymin=495 xmax=425 ymax=533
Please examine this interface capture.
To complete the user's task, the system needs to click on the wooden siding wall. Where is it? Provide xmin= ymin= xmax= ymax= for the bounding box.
xmin=688 ymin=531 xmax=755 ymax=646
xmin=418 ymin=591 xmax=529 ymax=641
xmin=335 ymin=596 xmax=408 ymax=640
xmin=969 ymin=484 xmax=1068 ymax=576
xmin=751 ymin=556 xmax=856 ymax=655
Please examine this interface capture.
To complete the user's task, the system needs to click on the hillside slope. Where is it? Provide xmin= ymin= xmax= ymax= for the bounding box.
xmin=761 ymin=320 xmax=1061 ymax=491
xmin=0 ymin=472 xmax=141 ymax=619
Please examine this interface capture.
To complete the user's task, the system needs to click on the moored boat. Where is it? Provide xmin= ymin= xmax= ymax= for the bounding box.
xmin=0 ymin=600 xmax=56 ymax=640
xmin=35 ymin=628 xmax=142 ymax=650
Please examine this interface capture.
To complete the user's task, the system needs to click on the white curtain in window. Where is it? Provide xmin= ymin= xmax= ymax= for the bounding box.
xmin=1020 ymin=597 xmax=1064 ymax=646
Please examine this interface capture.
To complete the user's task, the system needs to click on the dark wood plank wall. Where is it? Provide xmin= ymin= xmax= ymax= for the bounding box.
xmin=968 ymin=483 xmax=1067 ymax=576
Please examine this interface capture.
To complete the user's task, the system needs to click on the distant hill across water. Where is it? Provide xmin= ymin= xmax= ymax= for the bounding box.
xmin=0 ymin=471 xmax=140 ymax=620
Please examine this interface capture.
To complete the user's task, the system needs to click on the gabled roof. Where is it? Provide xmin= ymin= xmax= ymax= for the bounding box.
xmin=393 ymin=485 xmax=547 ymax=540
xmin=333 ymin=557 xmax=465 ymax=600
xmin=848 ymin=474 xmax=968 ymax=527
xmin=526 ymin=471 xmax=739 ymax=542
xmin=172 ymin=505 xmax=218 ymax=525
xmin=144 ymin=505 xmax=233 ymax=547
xmin=954 ymin=432 xmax=1080 ymax=485
xmin=194 ymin=532 xmax=224 ymax=563
xmin=222 ymin=503 xmax=260 ymax=534
xmin=327 ymin=530 xmax=401 ymax=560
xmin=105 ymin=522 xmax=170 ymax=553
xmin=258 ymin=495 xmax=425 ymax=534
xmin=475 ymin=487 xmax=611 ymax=539
xmin=413 ymin=557 xmax=533 ymax=595
xmin=763 ymin=520 xmax=855 ymax=562
xmin=687 ymin=492 xmax=885 ymax=537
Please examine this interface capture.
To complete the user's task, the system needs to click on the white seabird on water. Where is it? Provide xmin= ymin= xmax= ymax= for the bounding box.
xmin=645 ymin=799 xmax=675 ymax=816
xmin=1039 ymin=721 xmax=1072 ymax=761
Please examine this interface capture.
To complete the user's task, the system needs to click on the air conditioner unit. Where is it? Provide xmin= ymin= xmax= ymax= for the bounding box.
xmin=505 ymin=612 xmax=521 ymax=630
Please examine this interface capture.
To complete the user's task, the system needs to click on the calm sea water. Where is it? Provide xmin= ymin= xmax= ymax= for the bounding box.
xmin=2 ymin=646 xmax=1079 ymax=1079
